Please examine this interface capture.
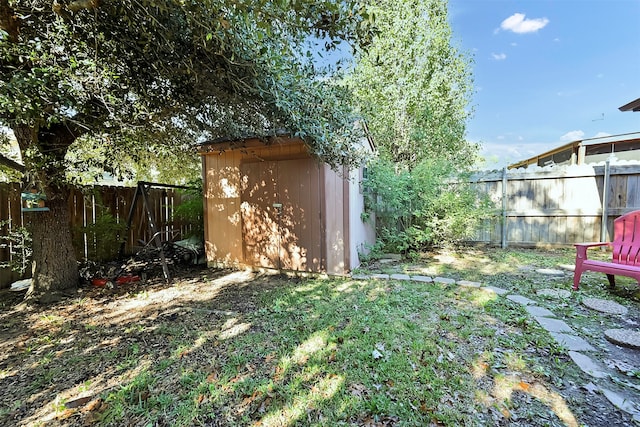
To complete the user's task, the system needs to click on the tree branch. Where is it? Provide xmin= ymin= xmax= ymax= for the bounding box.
xmin=0 ymin=153 xmax=25 ymax=172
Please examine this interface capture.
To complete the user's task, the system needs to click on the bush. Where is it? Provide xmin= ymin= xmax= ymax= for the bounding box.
xmin=172 ymin=179 xmax=204 ymax=240
xmin=0 ymin=220 xmax=31 ymax=275
xmin=362 ymin=158 xmax=493 ymax=253
xmin=78 ymin=213 xmax=127 ymax=262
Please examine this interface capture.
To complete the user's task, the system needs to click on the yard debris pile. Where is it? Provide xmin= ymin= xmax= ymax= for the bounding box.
xmin=79 ymin=236 xmax=205 ymax=288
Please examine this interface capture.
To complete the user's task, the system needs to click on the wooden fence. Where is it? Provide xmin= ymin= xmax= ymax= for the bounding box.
xmin=0 ymin=183 xmax=194 ymax=288
xmin=468 ymin=161 xmax=640 ymax=247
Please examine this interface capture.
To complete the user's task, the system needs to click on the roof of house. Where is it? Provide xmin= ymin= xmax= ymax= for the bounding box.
xmin=619 ymin=97 xmax=640 ymax=112
xmin=508 ymin=132 xmax=640 ymax=169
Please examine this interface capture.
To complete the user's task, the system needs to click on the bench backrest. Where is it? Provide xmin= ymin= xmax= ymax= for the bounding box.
xmin=612 ymin=210 xmax=640 ymax=265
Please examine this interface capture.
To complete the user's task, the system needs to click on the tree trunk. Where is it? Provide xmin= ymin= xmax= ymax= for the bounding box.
xmin=13 ymin=123 xmax=82 ymax=303
xmin=25 ymin=187 xmax=79 ymax=302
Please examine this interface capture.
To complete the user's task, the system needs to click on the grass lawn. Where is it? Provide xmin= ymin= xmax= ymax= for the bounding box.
xmin=0 ymin=247 xmax=638 ymax=426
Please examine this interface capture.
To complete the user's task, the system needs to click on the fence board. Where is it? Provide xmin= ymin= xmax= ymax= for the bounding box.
xmin=0 ymin=183 xmax=193 ymax=288
xmin=468 ymin=163 xmax=640 ymax=247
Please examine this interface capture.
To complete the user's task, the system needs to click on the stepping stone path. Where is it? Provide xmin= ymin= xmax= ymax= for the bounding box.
xmin=604 ymin=329 xmax=640 ymax=349
xmin=525 ymin=305 xmax=555 ymax=317
xmin=537 ymin=288 xmax=572 ymax=299
xmin=506 ymin=294 xmax=535 ymax=305
xmin=482 ymin=286 xmax=508 ymax=295
xmin=582 ymin=297 xmax=628 ymax=315
xmin=536 ymin=268 xmax=566 ymax=276
xmin=349 ymin=270 xmax=640 ymax=421
xmin=568 ymin=351 xmax=608 ymax=378
xmin=433 ymin=277 xmax=456 ymax=285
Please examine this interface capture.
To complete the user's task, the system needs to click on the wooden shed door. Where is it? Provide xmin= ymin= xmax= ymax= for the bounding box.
xmin=240 ymin=158 xmax=323 ymax=271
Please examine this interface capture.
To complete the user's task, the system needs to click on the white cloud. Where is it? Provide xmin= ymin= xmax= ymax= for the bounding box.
xmin=500 ymin=13 xmax=549 ymax=34
xmin=560 ymin=130 xmax=585 ymax=142
xmin=491 ymin=52 xmax=507 ymax=60
xmin=510 ymin=42 xmax=518 ymax=47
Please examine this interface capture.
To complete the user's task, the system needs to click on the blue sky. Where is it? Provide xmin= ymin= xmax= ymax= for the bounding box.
xmin=448 ymin=0 xmax=640 ymax=168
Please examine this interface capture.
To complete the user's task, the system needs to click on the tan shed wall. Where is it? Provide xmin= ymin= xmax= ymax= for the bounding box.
xmin=201 ymin=137 xmax=373 ymax=275
xmin=202 ymin=139 xmax=333 ymax=271
xmin=203 ymin=150 xmax=244 ymax=266
xmin=322 ymin=164 xmax=347 ymax=274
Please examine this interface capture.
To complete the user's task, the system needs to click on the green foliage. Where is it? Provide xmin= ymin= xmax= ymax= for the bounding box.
xmin=362 ymin=158 xmax=494 ymax=253
xmin=0 ymin=220 xmax=31 ymax=275
xmin=76 ymin=212 xmax=127 ymax=262
xmin=0 ymin=0 xmax=373 ymax=297
xmin=346 ymin=0 xmax=477 ymax=169
xmin=0 ymin=129 xmax=22 ymax=182
xmin=1 ymin=0 xmax=373 ymax=187
xmin=172 ymin=180 xmax=204 ymax=240
xmin=356 ymin=240 xmax=385 ymax=265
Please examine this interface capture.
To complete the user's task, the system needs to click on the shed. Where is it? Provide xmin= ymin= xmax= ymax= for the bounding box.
xmin=198 ymin=136 xmax=375 ymax=275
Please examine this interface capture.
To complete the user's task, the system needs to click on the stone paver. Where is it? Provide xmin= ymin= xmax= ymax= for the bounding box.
xmin=549 ymin=332 xmax=596 ymax=351
xmin=506 ymin=294 xmax=536 ymax=305
xmin=568 ymin=351 xmax=608 ymax=378
xmin=390 ymin=273 xmax=411 ymax=281
xmin=481 ymin=286 xmax=509 ymax=295
xmin=536 ymin=268 xmax=566 ymax=276
xmin=350 ymin=269 xmax=639 ymax=422
xmin=604 ymin=329 xmax=640 ymax=349
xmin=410 ymin=275 xmax=433 ymax=283
xmin=535 ymin=316 xmax=574 ymax=333
xmin=558 ymin=264 xmax=575 ymax=272
xmin=524 ymin=305 xmax=555 ymax=318
xmin=457 ymin=280 xmax=481 ymax=288
xmin=582 ymin=298 xmax=628 ymax=315
xmin=536 ymin=288 xmax=572 ymax=299
xmin=433 ymin=277 xmax=456 ymax=285
xmin=601 ymin=388 xmax=640 ymax=421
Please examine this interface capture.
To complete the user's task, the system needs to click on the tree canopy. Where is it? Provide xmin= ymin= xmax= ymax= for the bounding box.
xmin=0 ymin=0 xmax=372 ymax=300
xmin=346 ymin=0 xmax=477 ymax=169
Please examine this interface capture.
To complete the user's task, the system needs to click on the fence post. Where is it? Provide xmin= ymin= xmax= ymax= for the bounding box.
xmin=600 ymin=159 xmax=611 ymax=242
xmin=501 ymin=167 xmax=508 ymax=248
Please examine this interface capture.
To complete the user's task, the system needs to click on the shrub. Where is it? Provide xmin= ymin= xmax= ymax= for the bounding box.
xmin=0 ymin=220 xmax=32 ymax=275
xmin=78 ymin=212 xmax=127 ymax=262
xmin=172 ymin=179 xmax=204 ymax=240
xmin=362 ymin=158 xmax=493 ymax=253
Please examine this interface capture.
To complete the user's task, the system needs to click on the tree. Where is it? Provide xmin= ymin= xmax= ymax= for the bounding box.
xmin=347 ymin=0 xmax=476 ymax=169
xmin=0 ymin=0 xmax=371 ymax=302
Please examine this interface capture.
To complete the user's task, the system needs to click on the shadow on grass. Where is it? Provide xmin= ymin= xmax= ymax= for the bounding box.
xmin=0 ymin=255 xmax=632 ymax=426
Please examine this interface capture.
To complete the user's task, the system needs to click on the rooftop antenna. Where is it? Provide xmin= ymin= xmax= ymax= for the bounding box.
xmin=592 ymin=113 xmax=604 ymax=122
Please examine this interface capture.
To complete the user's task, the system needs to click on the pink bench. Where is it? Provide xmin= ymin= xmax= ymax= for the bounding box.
xmin=573 ymin=210 xmax=640 ymax=290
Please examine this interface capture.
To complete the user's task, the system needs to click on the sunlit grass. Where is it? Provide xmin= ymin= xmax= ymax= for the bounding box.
xmin=2 ymin=248 xmax=616 ymax=426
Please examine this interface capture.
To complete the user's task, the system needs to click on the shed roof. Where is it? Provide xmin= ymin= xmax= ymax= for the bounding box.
xmin=197 ymin=124 xmax=376 ymax=155
xmin=619 ymin=97 xmax=640 ymax=112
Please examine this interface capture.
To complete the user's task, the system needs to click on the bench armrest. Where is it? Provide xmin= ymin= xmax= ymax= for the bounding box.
xmin=574 ymin=242 xmax=611 ymax=260
xmin=574 ymin=242 xmax=611 ymax=249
